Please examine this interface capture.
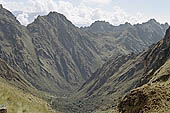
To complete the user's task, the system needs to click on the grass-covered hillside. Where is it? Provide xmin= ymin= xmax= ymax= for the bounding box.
xmin=0 ymin=80 xmax=60 ymax=113
xmin=118 ymin=58 xmax=170 ymax=113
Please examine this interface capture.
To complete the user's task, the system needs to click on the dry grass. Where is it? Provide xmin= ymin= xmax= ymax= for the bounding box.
xmin=118 ymin=58 xmax=170 ymax=113
xmin=0 ymin=81 xmax=60 ymax=113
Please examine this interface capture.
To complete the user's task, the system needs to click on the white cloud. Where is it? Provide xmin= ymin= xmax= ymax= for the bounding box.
xmin=16 ymin=12 xmax=29 ymax=25
xmin=55 ymin=1 xmax=148 ymax=26
xmin=84 ymin=0 xmax=112 ymax=4
xmin=0 ymin=0 xmax=148 ymax=26
xmin=29 ymin=0 xmax=58 ymax=13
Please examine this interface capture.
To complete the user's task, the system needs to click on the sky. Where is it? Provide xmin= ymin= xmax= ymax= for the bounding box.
xmin=0 ymin=0 xmax=170 ymax=27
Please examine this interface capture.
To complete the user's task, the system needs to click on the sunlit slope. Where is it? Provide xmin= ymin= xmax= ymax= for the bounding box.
xmin=0 ymin=80 xmax=60 ymax=113
xmin=0 ymin=58 xmax=58 ymax=113
xmin=118 ymin=28 xmax=170 ymax=113
xmin=118 ymin=58 xmax=170 ymax=113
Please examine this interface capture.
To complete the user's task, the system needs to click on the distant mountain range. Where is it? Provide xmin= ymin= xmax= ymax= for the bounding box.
xmin=82 ymin=19 xmax=169 ymax=55
xmin=0 ymin=4 xmax=170 ymax=113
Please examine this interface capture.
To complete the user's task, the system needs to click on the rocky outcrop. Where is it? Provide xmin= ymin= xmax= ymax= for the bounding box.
xmin=0 ymin=109 xmax=7 ymax=113
xmin=0 ymin=105 xmax=7 ymax=113
xmin=118 ymin=83 xmax=170 ymax=113
xmin=118 ymin=89 xmax=148 ymax=113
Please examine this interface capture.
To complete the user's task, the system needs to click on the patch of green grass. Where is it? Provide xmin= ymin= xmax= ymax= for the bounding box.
xmin=0 ymin=81 xmax=58 ymax=113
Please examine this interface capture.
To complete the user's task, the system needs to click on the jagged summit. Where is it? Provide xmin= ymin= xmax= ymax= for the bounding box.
xmin=47 ymin=11 xmax=66 ymax=18
xmin=125 ymin=22 xmax=131 ymax=25
xmin=46 ymin=11 xmax=69 ymax=22
xmin=147 ymin=18 xmax=158 ymax=23
xmin=118 ymin=22 xmax=132 ymax=28
xmin=29 ymin=11 xmax=75 ymax=29
xmin=84 ymin=18 xmax=167 ymax=34
xmin=90 ymin=20 xmax=113 ymax=26
xmin=0 ymin=4 xmax=20 ymax=24
xmin=83 ymin=20 xmax=115 ymax=33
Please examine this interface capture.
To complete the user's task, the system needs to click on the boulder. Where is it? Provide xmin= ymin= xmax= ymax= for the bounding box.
xmin=0 ymin=105 xmax=7 ymax=113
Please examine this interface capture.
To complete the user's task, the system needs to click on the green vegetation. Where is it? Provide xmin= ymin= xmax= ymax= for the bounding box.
xmin=0 ymin=81 xmax=57 ymax=113
xmin=118 ymin=59 xmax=170 ymax=113
xmin=0 ymin=4 xmax=168 ymax=96
xmin=0 ymin=4 xmax=170 ymax=113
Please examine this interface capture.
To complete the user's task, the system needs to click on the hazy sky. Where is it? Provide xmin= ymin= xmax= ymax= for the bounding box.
xmin=0 ymin=0 xmax=169 ymax=26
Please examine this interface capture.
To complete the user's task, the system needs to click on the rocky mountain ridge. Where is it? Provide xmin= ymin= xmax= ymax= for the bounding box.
xmin=0 ymin=5 xmax=102 ymax=95
xmin=0 ymin=4 xmax=169 ymax=102
xmin=0 ymin=4 xmax=170 ymax=113
xmin=83 ymin=19 xmax=169 ymax=55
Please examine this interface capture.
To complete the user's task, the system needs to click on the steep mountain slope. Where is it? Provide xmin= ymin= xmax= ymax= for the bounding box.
xmin=71 ymin=53 xmax=144 ymax=112
xmin=0 ymin=57 xmax=57 ymax=113
xmin=27 ymin=11 xmax=102 ymax=83
xmin=0 ymin=5 xmax=102 ymax=95
xmin=0 ymin=58 xmax=33 ymax=91
xmin=75 ymin=27 xmax=170 ymax=112
xmin=118 ymin=27 xmax=170 ymax=113
xmin=0 ymin=4 xmax=168 ymax=97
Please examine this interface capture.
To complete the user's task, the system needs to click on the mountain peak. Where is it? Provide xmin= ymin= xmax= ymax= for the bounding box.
xmin=30 ymin=11 xmax=75 ymax=29
xmin=119 ymin=22 xmax=132 ymax=27
xmin=125 ymin=22 xmax=132 ymax=25
xmin=147 ymin=18 xmax=158 ymax=24
xmin=47 ymin=11 xmax=65 ymax=17
xmin=90 ymin=20 xmax=113 ymax=27
xmin=92 ymin=20 xmax=111 ymax=25
xmin=86 ymin=20 xmax=114 ymax=33
xmin=0 ymin=4 xmax=20 ymax=24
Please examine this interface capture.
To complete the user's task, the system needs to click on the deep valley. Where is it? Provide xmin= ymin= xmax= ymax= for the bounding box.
xmin=0 ymin=3 xmax=170 ymax=113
